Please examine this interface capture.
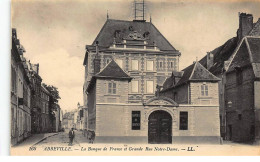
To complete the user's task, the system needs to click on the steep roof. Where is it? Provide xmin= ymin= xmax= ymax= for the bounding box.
xmin=199 ymin=37 xmax=238 ymax=75
xmin=200 ymin=16 xmax=260 ymax=75
xmin=161 ymin=61 xmax=220 ymax=91
xmin=91 ymin=19 xmax=178 ymax=51
xmin=95 ymin=59 xmax=131 ymax=79
xmin=175 ymin=61 xmax=220 ymax=87
xmin=249 ymin=18 xmax=260 ymax=36
xmin=227 ymin=36 xmax=260 ymax=79
xmin=86 ymin=59 xmax=132 ymax=92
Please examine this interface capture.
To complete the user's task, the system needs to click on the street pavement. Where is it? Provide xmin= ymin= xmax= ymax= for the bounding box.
xmin=35 ymin=129 xmax=89 ymax=148
xmin=12 ymin=132 xmax=58 ymax=148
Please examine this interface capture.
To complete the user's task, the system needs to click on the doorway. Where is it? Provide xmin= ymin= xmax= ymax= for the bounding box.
xmin=148 ymin=110 xmax=172 ymax=144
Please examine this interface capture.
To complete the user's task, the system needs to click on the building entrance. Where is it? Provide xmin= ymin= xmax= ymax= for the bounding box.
xmin=148 ymin=110 xmax=172 ymax=144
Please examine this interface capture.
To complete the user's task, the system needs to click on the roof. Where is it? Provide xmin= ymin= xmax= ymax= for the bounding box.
xmin=95 ymin=59 xmax=131 ymax=79
xmin=227 ymin=36 xmax=260 ymax=79
xmin=199 ymin=37 xmax=238 ymax=75
xmin=162 ymin=61 xmax=220 ymax=91
xmin=41 ymin=84 xmax=51 ymax=95
xmin=249 ymin=18 xmax=260 ymax=36
xmin=176 ymin=61 xmax=220 ymax=86
xmin=86 ymin=59 xmax=132 ymax=92
xmin=91 ymin=19 xmax=178 ymax=52
xmin=200 ymin=16 xmax=260 ymax=75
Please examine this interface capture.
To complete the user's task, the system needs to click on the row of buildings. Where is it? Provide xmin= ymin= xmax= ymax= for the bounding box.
xmin=11 ymin=29 xmax=62 ymax=146
xmin=61 ymin=103 xmax=85 ymax=131
xmin=81 ymin=12 xmax=260 ymax=144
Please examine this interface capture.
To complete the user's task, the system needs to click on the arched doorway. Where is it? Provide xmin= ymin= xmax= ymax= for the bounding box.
xmin=148 ymin=110 xmax=172 ymax=144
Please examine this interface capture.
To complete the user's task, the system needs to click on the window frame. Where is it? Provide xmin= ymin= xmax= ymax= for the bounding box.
xmin=131 ymin=59 xmax=139 ymax=71
xmin=132 ymin=111 xmax=141 ymax=130
xmin=108 ymin=81 xmax=117 ymax=94
xmin=146 ymin=60 xmax=154 ymax=71
xmin=146 ymin=80 xmax=154 ymax=94
xmin=201 ymin=84 xmax=209 ymax=97
xmin=131 ymin=80 xmax=139 ymax=93
xmin=179 ymin=111 xmax=188 ymax=130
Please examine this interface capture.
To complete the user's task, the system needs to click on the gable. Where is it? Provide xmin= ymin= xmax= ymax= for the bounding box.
xmin=227 ymin=40 xmax=251 ymax=72
xmin=190 ymin=62 xmax=220 ymax=81
xmin=96 ymin=59 xmax=131 ymax=80
xmin=247 ymin=37 xmax=260 ymax=63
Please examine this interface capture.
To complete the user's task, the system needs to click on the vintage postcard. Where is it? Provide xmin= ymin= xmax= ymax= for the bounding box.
xmin=10 ymin=0 xmax=260 ymax=156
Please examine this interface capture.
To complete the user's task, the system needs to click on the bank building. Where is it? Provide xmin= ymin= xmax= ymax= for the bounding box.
xmin=83 ymin=13 xmax=221 ymax=144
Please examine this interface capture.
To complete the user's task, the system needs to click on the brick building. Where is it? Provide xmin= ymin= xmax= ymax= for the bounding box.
xmin=198 ymin=13 xmax=260 ymax=143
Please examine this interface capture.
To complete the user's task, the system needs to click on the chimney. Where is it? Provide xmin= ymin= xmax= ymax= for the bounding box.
xmin=206 ymin=52 xmax=214 ymax=70
xmin=37 ymin=63 xmax=39 ymax=74
xmin=94 ymin=41 xmax=101 ymax=74
xmin=237 ymin=12 xmax=253 ymax=42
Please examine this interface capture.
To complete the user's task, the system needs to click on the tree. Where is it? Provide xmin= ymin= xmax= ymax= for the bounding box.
xmin=42 ymin=83 xmax=61 ymax=130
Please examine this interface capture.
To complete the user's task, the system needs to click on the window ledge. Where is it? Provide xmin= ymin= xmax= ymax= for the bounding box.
xmin=104 ymin=94 xmax=120 ymax=97
xmin=129 ymin=70 xmax=141 ymax=72
xmin=198 ymin=97 xmax=212 ymax=99
xmin=144 ymin=71 xmax=156 ymax=73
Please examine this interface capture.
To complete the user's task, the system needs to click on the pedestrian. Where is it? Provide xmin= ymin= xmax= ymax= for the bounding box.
xmin=68 ymin=128 xmax=75 ymax=146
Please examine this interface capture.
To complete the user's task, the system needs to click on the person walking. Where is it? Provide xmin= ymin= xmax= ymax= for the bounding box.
xmin=68 ymin=128 xmax=75 ymax=146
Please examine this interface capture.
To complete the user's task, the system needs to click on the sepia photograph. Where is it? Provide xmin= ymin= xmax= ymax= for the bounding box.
xmin=9 ymin=0 xmax=260 ymax=156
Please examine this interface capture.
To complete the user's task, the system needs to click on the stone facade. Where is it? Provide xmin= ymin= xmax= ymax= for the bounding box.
xmin=84 ymin=19 xmax=221 ymax=144
xmin=11 ymin=29 xmax=32 ymax=146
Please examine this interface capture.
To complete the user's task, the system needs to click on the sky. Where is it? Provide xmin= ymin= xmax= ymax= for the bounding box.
xmin=11 ymin=0 xmax=260 ymax=111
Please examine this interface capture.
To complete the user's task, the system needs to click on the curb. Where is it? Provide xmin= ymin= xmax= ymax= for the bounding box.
xmin=33 ymin=133 xmax=59 ymax=146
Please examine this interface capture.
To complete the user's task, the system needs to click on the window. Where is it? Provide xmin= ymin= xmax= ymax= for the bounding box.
xmin=132 ymin=111 xmax=141 ymax=130
xmin=201 ymin=84 xmax=208 ymax=96
xmin=146 ymin=81 xmax=154 ymax=94
xmin=131 ymin=80 xmax=139 ymax=93
xmin=131 ymin=60 xmax=139 ymax=71
xmin=179 ymin=112 xmax=188 ymax=130
xmin=173 ymin=58 xmax=177 ymax=70
xmin=116 ymin=59 xmax=123 ymax=68
xmin=146 ymin=60 xmax=154 ymax=71
xmin=236 ymin=69 xmax=243 ymax=85
xmin=159 ymin=61 xmax=163 ymax=69
xmin=11 ymin=66 xmax=17 ymax=93
xmin=170 ymin=62 xmax=174 ymax=68
xmin=108 ymin=82 xmax=116 ymax=94
xmin=46 ymin=103 xmax=49 ymax=114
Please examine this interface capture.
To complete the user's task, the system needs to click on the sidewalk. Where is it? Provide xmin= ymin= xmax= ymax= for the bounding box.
xmin=13 ymin=132 xmax=58 ymax=147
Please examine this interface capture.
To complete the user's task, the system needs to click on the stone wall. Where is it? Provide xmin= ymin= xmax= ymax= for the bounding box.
xmin=94 ymin=103 xmax=220 ymax=144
